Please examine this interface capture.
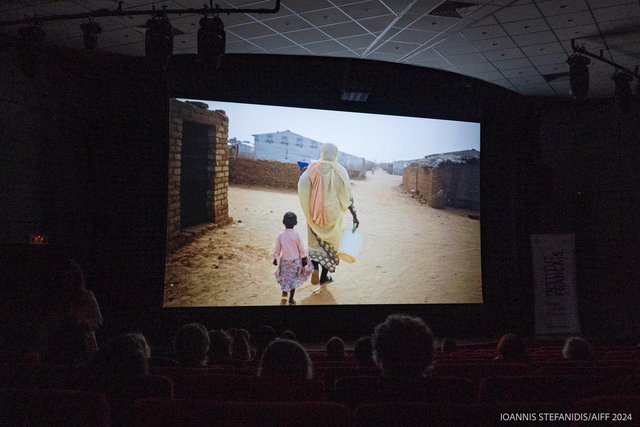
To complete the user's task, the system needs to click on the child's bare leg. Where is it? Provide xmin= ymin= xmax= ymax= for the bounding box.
xmin=281 ymin=291 xmax=288 ymax=298
xmin=289 ymin=289 xmax=296 ymax=305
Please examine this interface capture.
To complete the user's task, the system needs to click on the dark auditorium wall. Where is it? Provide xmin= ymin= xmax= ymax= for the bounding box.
xmin=525 ymin=98 xmax=640 ymax=341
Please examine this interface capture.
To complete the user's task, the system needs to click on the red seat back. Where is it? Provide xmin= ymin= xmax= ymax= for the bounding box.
xmin=0 ymin=388 xmax=110 ymax=427
xmin=133 ymin=399 xmax=350 ymax=427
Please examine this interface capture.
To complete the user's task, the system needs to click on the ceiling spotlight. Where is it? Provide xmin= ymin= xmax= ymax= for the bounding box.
xmin=612 ymin=72 xmax=633 ymax=115
xmin=567 ymin=54 xmax=590 ymax=99
xmin=17 ymin=24 xmax=46 ymax=78
xmin=145 ymin=15 xmax=174 ymax=64
xmin=198 ymin=15 xmax=225 ymax=68
xmin=80 ymin=21 xmax=102 ymax=52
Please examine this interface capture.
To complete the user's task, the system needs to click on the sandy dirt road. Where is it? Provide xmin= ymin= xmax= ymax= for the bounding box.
xmin=164 ymin=171 xmax=482 ymax=307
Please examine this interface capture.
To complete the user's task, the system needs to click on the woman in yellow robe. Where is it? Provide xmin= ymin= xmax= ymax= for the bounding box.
xmin=298 ymin=143 xmax=359 ymax=285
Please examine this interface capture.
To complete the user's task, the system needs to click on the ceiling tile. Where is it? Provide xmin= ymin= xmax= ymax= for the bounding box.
xmin=173 ymin=33 xmax=197 ymax=49
xmin=359 ymin=15 xmax=396 ymax=33
xmin=446 ymin=52 xmax=488 ymax=66
xmin=501 ymin=66 xmax=541 ymax=78
xmin=471 ymin=36 xmax=518 ymax=52
xmin=546 ymin=12 xmax=595 ymax=30
xmin=471 ymin=70 xmax=506 ymax=82
xmin=462 ymin=25 xmax=508 ymax=40
xmin=494 ymin=3 xmax=542 ymax=23
xmin=389 ymin=28 xmax=439 ymax=44
xmin=320 ymin=21 xmax=369 ymax=38
xmin=433 ymin=34 xmax=479 ymax=55
xmin=508 ymin=74 xmax=548 ymax=86
xmin=456 ymin=62 xmax=498 ymax=73
xmin=483 ymin=47 xmax=525 ymax=61
xmin=300 ymin=7 xmax=351 ymax=27
xmin=406 ymin=48 xmax=440 ymax=62
xmin=492 ymin=57 xmax=534 ymax=70
xmin=510 ymin=32 xmax=557 ymax=48
xmin=281 ymin=0 xmax=334 ymax=13
xmin=262 ymin=14 xmax=314 ymax=33
xmin=586 ymin=0 xmax=637 ymax=8
xmin=410 ymin=57 xmax=452 ymax=69
xmin=284 ymin=28 xmax=330 ymax=44
xmin=225 ymin=39 xmax=265 ymax=53
xmin=104 ymin=40 xmax=146 ymax=56
xmin=591 ymin=3 xmax=640 ymax=22
xmin=470 ymin=15 xmax=499 ymax=27
xmin=537 ymin=0 xmax=589 ymax=16
xmin=560 ymin=38 xmax=604 ymax=52
xmin=215 ymin=12 xmax=255 ymax=27
xmin=521 ymin=41 xmax=567 ymax=57
xmin=327 ymin=50 xmax=361 ymax=58
xmin=249 ymin=33 xmax=297 ymax=51
xmin=339 ymin=0 xmax=393 ymax=20
xmin=303 ymin=39 xmax=349 ymax=54
xmin=378 ymin=0 xmax=418 ymax=14
xmin=168 ymin=15 xmax=201 ymax=34
xmin=490 ymin=78 xmax=516 ymax=89
xmin=100 ymin=27 xmax=146 ymax=45
xmin=527 ymin=53 xmax=569 ymax=66
xmin=366 ymin=51 xmax=402 ymax=62
xmin=536 ymin=63 xmax=569 ymax=74
xmin=407 ymin=15 xmax=460 ymax=32
xmin=553 ymin=24 xmax=598 ymax=40
xmin=373 ymin=40 xmax=420 ymax=55
xmin=227 ymin=21 xmax=276 ymax=39
xmin=270 ymin=45 xmax=314 ymax=55
xmin=502 ymin=18 xmax=550 ymax=35
xmin=337 ymin=33 xmax=376 ymax=49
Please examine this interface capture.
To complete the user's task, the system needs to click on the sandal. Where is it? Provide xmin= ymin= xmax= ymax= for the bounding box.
xmin=320 ymin=275 xmax=333 ymax=285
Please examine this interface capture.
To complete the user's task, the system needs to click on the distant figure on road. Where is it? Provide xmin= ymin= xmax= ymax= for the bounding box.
xmin=298 ymin=143 xmax=359 ymax=288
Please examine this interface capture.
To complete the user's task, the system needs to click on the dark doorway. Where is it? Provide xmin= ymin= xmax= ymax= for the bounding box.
xmin=181 ymin=122 xmax=210 ymax=228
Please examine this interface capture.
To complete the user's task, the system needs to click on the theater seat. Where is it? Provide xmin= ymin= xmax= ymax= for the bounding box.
xmin=172 ymin=374 xmax=324 ymax=400
xmin=333 ymin=376 xmax=476 ymax=407
xmin=0 ymin=388 xmax=110 ymax=427
xmin=132 ymin=398 xmax=350 ymax=427
xmin=352 ymin=402 xmax=499 ymax=427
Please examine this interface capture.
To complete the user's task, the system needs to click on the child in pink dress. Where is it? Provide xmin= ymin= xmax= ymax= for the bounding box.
xmin=273 ymin=212 xmax=313 ymax=305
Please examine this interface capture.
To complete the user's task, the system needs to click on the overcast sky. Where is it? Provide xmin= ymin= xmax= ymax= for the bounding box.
xmin=183 ymin=99 xmax=480 ymax=163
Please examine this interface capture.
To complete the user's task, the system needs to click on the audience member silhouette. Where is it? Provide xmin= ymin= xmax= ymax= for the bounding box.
xmin=493 ymin=333 xmax=527 ymax=362
xmin=562 ymin=336 xmax=593 ymax=361
xmin=45 ymin=259 xmax=103 ymax=365
xmin=326 ymin=336 xmax=346 ymax=361
xmin=174 ymin=323 xmax=210 ymax=367
xmin=372 ymin=313 xmax=434 ymax=378
xmin=253 ymin=325 xmax=277 ymax=360
xmin=353 ymin=336 xmax=375 ymax=367
xmin=279 ymin=330 xmax=297 ymax=341
xmin=258 ymin=339 xmax=313 ymax=379
xmin=440 ymin=337 xmax=458 ymax=352
xmin=90 ymin=332 xmax=151 ymax=377
xmin=228 ymin=327 xmax=252 ymax=361
xmin=207 ymin=329 xmax=233 ymax=365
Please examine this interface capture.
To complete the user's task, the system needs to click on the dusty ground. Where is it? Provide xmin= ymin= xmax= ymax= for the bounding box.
xmin=164 ymin=171 xmax=482 ymax=307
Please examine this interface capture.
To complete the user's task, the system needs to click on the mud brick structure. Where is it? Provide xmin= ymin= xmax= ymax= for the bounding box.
xmin=167 ymin=100 xmax=231 ymax=252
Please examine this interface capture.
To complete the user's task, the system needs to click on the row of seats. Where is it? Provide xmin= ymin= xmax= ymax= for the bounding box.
xmin=2 ymin=388 xmax=638 ymax=427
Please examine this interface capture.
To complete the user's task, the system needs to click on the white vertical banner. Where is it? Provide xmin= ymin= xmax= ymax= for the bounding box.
xmin=531 ymin=234 xmax=580 ymax=336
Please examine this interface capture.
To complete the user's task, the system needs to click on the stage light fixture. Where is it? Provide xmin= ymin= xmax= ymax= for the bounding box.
xmin=567 ymin=54 xmax=590 ymax=99
xmin=80 ymin=21 xmax=102 ymax=52
xmin=17 ymin=24 xmax=46 ymax=78
xmin=198 ymin=15 xmax=225 ymax=68
xmin=145 ymin=15 xmax=174 ymax=64
xmin=612 ymin=72 xmax=633 ymax=115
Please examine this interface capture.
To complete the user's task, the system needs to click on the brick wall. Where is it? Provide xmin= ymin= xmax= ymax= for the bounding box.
xmin=167 ymin=100 xmax=231 ymax=252
xmin=230 ymin=157 xmax=301 ymax=190
xmin=402 ymin=166 xmax=418 ymax=192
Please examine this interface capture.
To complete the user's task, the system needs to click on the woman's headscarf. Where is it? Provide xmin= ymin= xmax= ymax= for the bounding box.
xmin=298 ymin=143 xmax=352 ymax=250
